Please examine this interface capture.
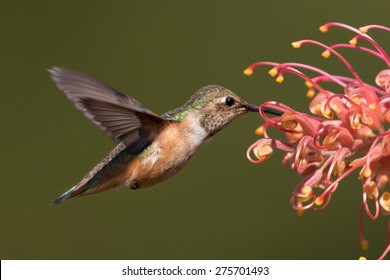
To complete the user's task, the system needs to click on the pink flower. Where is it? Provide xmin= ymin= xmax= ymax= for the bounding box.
xmin=245 ymin=22 xmax=390 ymax=260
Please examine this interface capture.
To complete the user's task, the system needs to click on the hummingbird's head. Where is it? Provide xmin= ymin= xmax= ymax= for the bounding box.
xmin=186 ymin=85 xmax=258 ymax=136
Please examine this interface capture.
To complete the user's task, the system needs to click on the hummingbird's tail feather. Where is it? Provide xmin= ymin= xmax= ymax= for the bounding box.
xmin=50 ymin=193 xmax=69 ymax=206
xmin=50 ymin=194 xmax=70 ymax=206
xmin=50 ymin=174 xmax=125 ymax=206
xmin=50 ymin=179 xmax=90 ymax=206
xmin=50 ymin=144 xmax=136 ymax=206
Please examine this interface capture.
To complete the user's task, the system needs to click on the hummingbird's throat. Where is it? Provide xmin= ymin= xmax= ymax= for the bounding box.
xmin=185 ymin=114 xmax=209 ymax=147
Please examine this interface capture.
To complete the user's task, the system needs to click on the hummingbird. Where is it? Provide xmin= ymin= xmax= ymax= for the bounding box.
xmin=49 ymin=67 xmax=282 ymax=205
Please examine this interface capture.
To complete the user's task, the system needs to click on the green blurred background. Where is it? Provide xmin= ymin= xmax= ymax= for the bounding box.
xmin=1 ymin=0 xmax=389 ymax=259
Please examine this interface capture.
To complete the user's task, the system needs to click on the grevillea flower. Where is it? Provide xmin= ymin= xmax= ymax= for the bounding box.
xmin=245 ymin=22 xmax=390 ymax=260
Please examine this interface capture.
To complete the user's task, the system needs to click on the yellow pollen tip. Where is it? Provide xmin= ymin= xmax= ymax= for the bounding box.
xmin=368 ymin=103 xmax=377 ymax=110
xmin=268 ymin=68 xmax=278 ymax=77
xmin=363 ymin=168 xmax=372 ymax=178
xmin=315 ymin=196 xmax=324 ymax=206
xmin=291 ymin=41 xmax=301 ymax=48
xmin=243 ymin=68 xmax=253 ymax=76
xmin=380 ymin=175 xmax=389 ymax=186
xmin=255 ymin=126 xmax=264 ymax=136
xmin=352 ymin=96 xmax=361 ymax=104
xmin=359 ymin=27 xmax=368 ymax=34
xmin=321 ymin=50 xmax=331 ymax=58
xmin=361 ymin=240 xmax=369 ymax=250
xmin=276 ymin=75 xmax=284 ymax=83
xmin=382 ymin=191 xmax=390 ymax=203
xmin=323 ymin=108 xmax=332 ymax=118
xmin=306 ymin=89 xmax=315 ymax=99
xmin=304 ymin=81 xmax=313 ymax=88
xmin=359 ymin=256 xmax=367 ymax=260
xmin=253 ymin=145 xmax=273 ymax=159
xmin=349 ymin=38 xmax=357 ymax=46
xmin=301 ymin=186 xmax=312 ymax=196
xmin=319 ymin=25 xmax=328 ymax=33
xmin=297 ymin=209 xmax=305 ymax=217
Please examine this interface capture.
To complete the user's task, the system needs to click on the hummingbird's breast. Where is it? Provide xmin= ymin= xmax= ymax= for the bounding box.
xmin=123 ymin=115 xmax=208 ymax=188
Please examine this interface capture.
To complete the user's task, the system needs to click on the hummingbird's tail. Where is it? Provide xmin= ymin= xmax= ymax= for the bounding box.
xmin=50 ymin=191 xmax=70 ymax=206
xmin=50 ymin=178 xmax=91 ymax=206
xmin=50 ymin=144 xmax=132 ymax=206
xmin=50 ymin=173 xmax=125 ymax=206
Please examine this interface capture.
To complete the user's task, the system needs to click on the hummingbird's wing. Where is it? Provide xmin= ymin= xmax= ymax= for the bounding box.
xmin=49 ymin=67 xmax=169 ymax=150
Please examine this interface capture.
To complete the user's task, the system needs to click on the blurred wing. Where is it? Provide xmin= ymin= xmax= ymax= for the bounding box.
xmin=49 ymin=67 xmax=168 ymax=147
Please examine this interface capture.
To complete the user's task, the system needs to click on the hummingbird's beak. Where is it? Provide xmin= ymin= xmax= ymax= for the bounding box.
xmin=243 ymin=103 xmax=259 ymax=112
xmin=243 ymin=103 xmax=284 ymax=116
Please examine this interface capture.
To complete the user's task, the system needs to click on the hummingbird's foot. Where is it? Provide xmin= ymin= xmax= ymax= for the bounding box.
xmin=130 ymin=182 xmax=140 ymax=190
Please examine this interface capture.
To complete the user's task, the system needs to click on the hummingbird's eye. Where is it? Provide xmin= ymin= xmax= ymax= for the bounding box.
xmin=225 ymin=96 xmax=235 ymax=107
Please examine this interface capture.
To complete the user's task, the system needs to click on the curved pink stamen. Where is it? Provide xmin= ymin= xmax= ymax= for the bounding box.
xmin=317 ymin=184 xmax=337 ymax=204
xmin=378 ymin=242 xmax=390 ymax=260
xmin=313 ymin=126 xmax=328 ymax=150
xmin=245 ymin=61 xmax=279 ymax=72
xmin=291 ymin=195 xmax=316 ymax=210
xmin=293 ymin=136 xmax=314 ymax=171
xmin=360 ymin=24 xmax=390 ymax=33
xmin=358 ymin=201 xmax=368 ymax=251
xmin=312 ymin=192 xmax=333 ymax=211
xmin=324 ymin=161 xmax=364 ymax=193
xmin=321 ymin=22 xmax=390 ymax=67
xmin=275 ymin=62 xmax=347 ymax=87
xmin=376 ymin=95 xmax=390 ymax=104
xmin=365 ymin=131 xmax=390 ymax=171
xmin=247 ymin=138 xmax=294 ymax=163
xmin=277 ymin=68 xmax=330 ymax=97
xmin=326 ymin=148 xmax=351 ymax=185
xmin=309 ymin=75 xmax=385 ymax=96
xmin=321 ymin=22 xmax=362 ymax=34
xmin=296 ymin=39 xmax=363 ymax=84
xmin=330 ymin=43 xmax=384 ymax=60
xmin=352 ymin=35 xmax=390 ymax=67
xmin=329 ymin=76 xmax=386 ymax=96
xmin=362 ymin=192 xmax=380 ymax=220
xmin=325 ymin=93 xmax=361 ymax=112
xmin=246 ymin=142 xmax=268 ymax=164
